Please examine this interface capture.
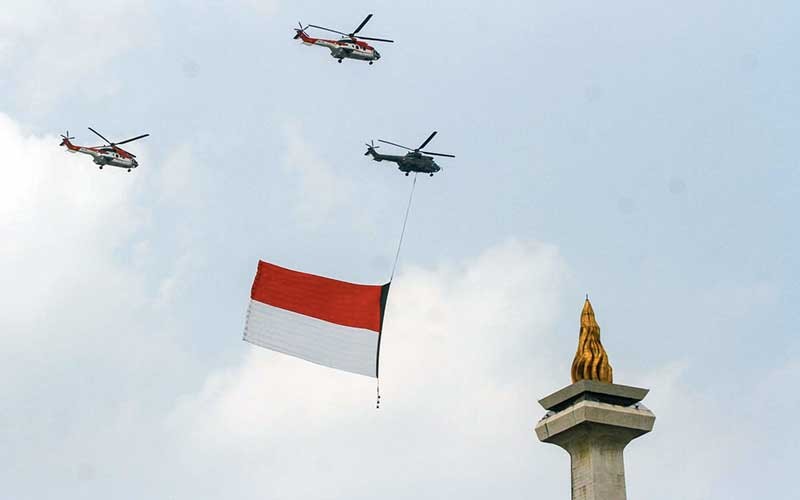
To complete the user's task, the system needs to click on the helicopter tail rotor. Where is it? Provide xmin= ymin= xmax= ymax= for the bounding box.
xmin=59 ymin=130 xmax=75 ymax=146
xmin=293 ymin=22 xmax=309 ymax=39
xmin=364 ymin=140 xmax=381 ymax=158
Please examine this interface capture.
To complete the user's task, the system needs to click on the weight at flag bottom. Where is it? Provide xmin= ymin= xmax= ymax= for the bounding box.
xmin=244 ymin=261 xmax=391 ymax=378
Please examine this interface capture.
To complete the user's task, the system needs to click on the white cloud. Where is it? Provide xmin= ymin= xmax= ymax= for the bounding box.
xmin=0 ymin=112 xmax=190 ymax=497
xmin=625 ymin=361 xmax=735 ymax=499
xmin=154 ymin=142 xmax=216 ymax=209
xmin=282 ymin=122 xmax=355 ymax=224
xmin=157 ymin=144 xmax=195 ymax=202
xmin=0 ymin=112 xmax=145 ymax=353
xmin=0 ymin=0 xmax=156 ymax=109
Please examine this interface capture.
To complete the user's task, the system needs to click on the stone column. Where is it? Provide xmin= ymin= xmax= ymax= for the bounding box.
xmin=535 ymin=380 xmax=655 ymax=500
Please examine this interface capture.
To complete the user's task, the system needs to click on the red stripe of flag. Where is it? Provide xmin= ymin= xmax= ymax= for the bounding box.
xmin=250 ymin=261 xmax=389 ymax=332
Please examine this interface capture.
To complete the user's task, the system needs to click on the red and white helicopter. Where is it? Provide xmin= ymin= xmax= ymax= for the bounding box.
xmin=293 ymin=14 xmax=393 ymax=64
xmin=60 ymin=127 xmax=149 ymax=172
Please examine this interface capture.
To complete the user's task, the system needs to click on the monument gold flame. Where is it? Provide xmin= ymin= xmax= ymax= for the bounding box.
xmin=571 ymin=298 xmax=613 ymax=383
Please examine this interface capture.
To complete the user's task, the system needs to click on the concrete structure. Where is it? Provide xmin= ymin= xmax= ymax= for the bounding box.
xmin=535 ymin=380 xmax=655 ymax=500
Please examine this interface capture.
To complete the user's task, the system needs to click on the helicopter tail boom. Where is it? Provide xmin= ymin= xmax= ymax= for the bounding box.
xmin=365 ymin=149 xmax=383 ymax=161
xmin=293 ymin=22 xmax=316 ymax=44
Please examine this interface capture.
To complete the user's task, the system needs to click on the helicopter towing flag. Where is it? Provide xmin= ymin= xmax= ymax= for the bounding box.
xmin=244 ymin=261 xmax=391 ymax=378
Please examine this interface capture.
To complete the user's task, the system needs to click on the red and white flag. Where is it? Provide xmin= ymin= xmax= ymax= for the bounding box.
xmin=244 ymin=261 xmax=391 ymax=378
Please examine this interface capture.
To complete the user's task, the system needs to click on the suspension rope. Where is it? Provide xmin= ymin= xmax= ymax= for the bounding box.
xmin=379 ymin=174 xmax=418 ymax=410
xmin=390 ymin=173 xmax=417 ymax=281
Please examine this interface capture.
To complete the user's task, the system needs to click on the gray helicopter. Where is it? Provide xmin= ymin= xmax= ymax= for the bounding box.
xmin=365 ymin=131 xmax=455 ymax=176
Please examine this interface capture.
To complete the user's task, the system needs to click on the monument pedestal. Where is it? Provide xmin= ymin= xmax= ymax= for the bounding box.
xmin=535 ymin=380 xmax=655 ymax=500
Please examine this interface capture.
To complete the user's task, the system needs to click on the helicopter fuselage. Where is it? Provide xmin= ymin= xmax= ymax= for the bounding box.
xmin=295 ymin=31 xmax=380 ymax=62
xmin=366 ymin=149 xmax=440 ymax=175
xmin=60 ymin=139 xmax=138 ymax=170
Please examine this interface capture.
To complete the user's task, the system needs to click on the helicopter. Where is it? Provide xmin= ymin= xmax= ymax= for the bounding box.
xmin=293 ymin=14 xmax=393 ymax=64
xmin=365 ymin=131 xmax=455 ymax=177
xmin=59 ymin=127 xmax=149 ymax=172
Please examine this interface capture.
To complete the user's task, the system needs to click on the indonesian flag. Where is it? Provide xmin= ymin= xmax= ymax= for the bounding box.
xmin=244 ymin=261 xmax=391 ymax=378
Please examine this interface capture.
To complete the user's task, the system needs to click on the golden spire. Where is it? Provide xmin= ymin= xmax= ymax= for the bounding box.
xmin=571 ymin=297 xmax=613 ymax=383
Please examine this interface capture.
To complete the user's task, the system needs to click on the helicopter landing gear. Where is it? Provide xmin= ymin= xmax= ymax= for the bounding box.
xmin=338 ymin=59 xmax=343 ymax=63
xmin=128 ymin=168 xmax=131 ymax=172
xmin=405 ymin=172 xmax=409 ymax=176
xmin=429 ymin=173 xmax=434 ymax=177
xmin=369 ymin=61 xmax=373 ymax=65
xmin=99 ymin=165 xmax=103 ymax=170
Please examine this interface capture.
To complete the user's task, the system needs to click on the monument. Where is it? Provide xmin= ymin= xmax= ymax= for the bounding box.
xmin=535 ymin=298 xmax=655 ymax=500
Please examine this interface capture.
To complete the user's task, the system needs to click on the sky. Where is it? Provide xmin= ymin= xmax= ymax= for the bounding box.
xmin=0 ymin=1 xmax=798 ymax=498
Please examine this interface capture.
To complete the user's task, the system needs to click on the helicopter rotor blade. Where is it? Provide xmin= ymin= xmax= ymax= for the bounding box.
xmin=88 ymin=127 xmax=113 ymax=145
xmin=351 ymin=14 xmax=373 ymax=36
xmin=308 ymin=24 xmax=348 ymax=36
xmin=417 ymin=131 xmax=437 ymax=151
xmin=378 ymin=139 xmax=413 ymax=151
xmin=115 ymin=133 xmax=150 ymax=146
xmin=356 ymin=36 xmax=394 ymax=43
xmin=421 ymin=151 xmax=456 ymax=158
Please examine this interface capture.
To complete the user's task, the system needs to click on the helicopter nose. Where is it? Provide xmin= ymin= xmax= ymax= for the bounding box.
xmin=374 ymin=50 xmax=381 ymax=59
